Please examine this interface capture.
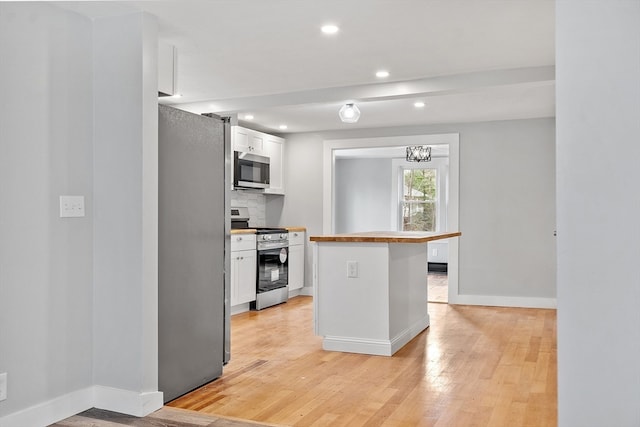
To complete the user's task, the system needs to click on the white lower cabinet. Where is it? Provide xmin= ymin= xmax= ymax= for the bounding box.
xmin=288 ymin=231 xmax=305 ymax=291
xmin=231 ymin=234 xmax=256 ymax=306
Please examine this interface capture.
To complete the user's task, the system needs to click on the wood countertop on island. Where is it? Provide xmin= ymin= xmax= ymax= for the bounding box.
xmin=309 ymin=230 xmax=461 ymax=243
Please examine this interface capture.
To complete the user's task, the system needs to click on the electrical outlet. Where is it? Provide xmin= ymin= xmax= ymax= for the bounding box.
xmin=0 ymin=372 xmax=7 ymax=401
xmin=432 ymin=248 xmax=438 ymax=257
xmin=347 ymin=261 xmax=358 ymax=278
xmin=59 ymin=196 xmax=85 ymax=218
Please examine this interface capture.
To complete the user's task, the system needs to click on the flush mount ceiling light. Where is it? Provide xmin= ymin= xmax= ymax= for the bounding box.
xmin=321 ymin=24 xmax=339 ymax=34
xmin=406 ymin=146 xmax=432 ymax=162
xmin=376 ymin=70 xmax=390 ymax=78
xmin=338 ymin=103 xmax=361 ymax=123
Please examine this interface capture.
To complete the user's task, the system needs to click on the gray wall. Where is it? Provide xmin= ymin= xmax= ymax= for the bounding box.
xmin=0 ymin=3 xmax=94 ymax=416
xmin=0 ymin=3 xmax=160 ymax=422
xmin=557 ymin=2 xmax=640 ymax=426
xmin=267 ymin=118 xmax=556 ymax=301
xmin=334 ymin=158 xmax=392 ymax=233
xmin=92 ymin=12 xmax=159 ymax=395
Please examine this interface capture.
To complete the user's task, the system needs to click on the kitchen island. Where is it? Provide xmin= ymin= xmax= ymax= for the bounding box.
xmin=309 ymin=231 xmax=461 ymax=356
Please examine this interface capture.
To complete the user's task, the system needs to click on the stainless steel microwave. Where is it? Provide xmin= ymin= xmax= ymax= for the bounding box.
xmin=233 ymin=151 xmax=270 ymax=189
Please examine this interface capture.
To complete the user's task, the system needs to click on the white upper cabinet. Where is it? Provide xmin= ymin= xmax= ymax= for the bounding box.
xmin=231 ymin=126 xmax=285 ymax=195
xmin=263 ymin=135 xmax=284 ymax=195
xmin=232 ymin=126 xmax=264 ymax=154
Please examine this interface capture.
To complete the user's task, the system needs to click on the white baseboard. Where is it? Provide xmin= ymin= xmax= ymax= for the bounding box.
xmin=93 ymin=385 xmax=163 ymax=417
xmin=0 ymin=385 xmax=163 ymax=427
xmin=449 ymin=294 xmax=557 ymax=309
xmin=323 ymin=335 xmax=394 ymax=356
xmin=390 ymin=315 xmax=430 ymax=354
xmin=0 ymin=386 xmax=93 ymax=427
xmin=299 ymin=285 xmax=313 ymax=296
xmin=230 ymin=302 xmax=250 ymax=315
xmin=323 ymin=315 xmax=430 ymax=357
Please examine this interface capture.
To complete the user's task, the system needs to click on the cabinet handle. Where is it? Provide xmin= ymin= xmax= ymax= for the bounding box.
xmin=236 ymin=236 xmax=242 ymax=241
xmin=294 ymin=233 xmax=298 ymax=237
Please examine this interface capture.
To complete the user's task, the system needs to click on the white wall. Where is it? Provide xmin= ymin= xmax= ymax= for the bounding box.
xmin=0 ymin=4 xmax=161 ymax=425
xmin=92 ymin=11 xmax=161 ymax=406
xmin=268 ymin=118 xmax=556 ymax=305
xmin=0 ymin=2 xmax=94 ymax=417
xmin=334 ymin=158 xmax=392 ymax=233
xmin=557 ymin=2 xmax=640 ymax=426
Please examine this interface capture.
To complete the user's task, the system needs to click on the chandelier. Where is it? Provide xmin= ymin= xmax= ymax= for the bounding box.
xmin=406 ymin=146 xmax=432 ymax=162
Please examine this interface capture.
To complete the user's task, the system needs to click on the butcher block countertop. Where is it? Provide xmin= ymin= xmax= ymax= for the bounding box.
xmin=309 ymin=230 xmax=461 ymax=243
xmin=285 ymin=226 xmax=307 ymax=232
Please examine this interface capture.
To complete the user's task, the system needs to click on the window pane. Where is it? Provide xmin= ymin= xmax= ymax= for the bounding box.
xmin=402 ymin=201 xmax=436 ymax=231
xmin=403 ymin=169 xmax=436 ymax=201
xmin=402 ymin=169 xmax=437 ymax=231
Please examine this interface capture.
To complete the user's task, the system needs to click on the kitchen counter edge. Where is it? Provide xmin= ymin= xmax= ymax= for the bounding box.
xmin=309 ymin=231 xmax=461 ymax=244
xmin=230 ymin=226 xmax=307 ymax=235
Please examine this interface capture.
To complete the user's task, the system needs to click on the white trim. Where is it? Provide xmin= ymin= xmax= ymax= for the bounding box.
xmin=452 ymin=294 xmax=557 ymax=309
xmin=93 ymin=386 xmax=163 ymax=417
xmin=323 ymin=336 xmax=393 ymax=356
xmin=322 ymin=315 xmax=430 ymax=357
xmin=322 ymin=133 xmax=460 ymax=302
xmin=230 ymin=302 xmax=251 ymax=315
xmin=0 ymin=387 xmax=93 ymax=427
xmin=0 ymin=386 xmax=163 ymax=427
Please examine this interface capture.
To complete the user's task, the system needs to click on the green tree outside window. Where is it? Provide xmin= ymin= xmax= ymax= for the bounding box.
xmin=402 ymin=169 xmax=437 ymax=232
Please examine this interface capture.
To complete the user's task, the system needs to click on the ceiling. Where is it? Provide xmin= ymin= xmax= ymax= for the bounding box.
xmin=60 ymin=1 xmax=555 ymax=135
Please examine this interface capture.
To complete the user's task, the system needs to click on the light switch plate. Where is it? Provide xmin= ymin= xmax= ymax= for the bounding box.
xmin=59 ymin=196 xmax=85 ymax=218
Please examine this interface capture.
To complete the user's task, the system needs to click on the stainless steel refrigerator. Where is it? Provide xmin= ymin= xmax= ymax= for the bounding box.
xmin=158 ymin=105 xmax=230 ymax=403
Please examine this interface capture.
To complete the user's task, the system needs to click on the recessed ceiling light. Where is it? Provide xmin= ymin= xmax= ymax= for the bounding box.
xmin=321 ymin=24 xmax=339 ymax=34
xmin=414 ymin=101 xmax=426 ymax=108
xmin=279 ymin=125 xmax=288 ymax=130
xmin=376 ymin=70 xmax=390 ymax=78
xmin=244 ymin=114 xmax=254 ymax=120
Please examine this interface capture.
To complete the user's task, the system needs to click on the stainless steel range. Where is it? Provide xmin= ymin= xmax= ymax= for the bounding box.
xmin=230 ymin=207 xmax=289 ymax=310
xmin=253 ymin=228 xmax=289 ymax=310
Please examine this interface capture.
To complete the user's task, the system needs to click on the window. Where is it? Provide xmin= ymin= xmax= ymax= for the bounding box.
xmin=401 ymin=168 xmax=437 ymax=232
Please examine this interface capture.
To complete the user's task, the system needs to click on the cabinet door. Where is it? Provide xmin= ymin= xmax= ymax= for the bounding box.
xmin=236 ymin=250 xmax=257 ymax=304
xmin=232 ymin=126 xmax=264 ymax=154
xmin=230 ymin=254 xmax=240 ymax=306
xmin=230 ymin=249 xmax=257 ymax=306
xmin=263 ymin=136 xmax=284 ymax=195
xmin=288 ymin=243 xmax=304 ymax=291
xmin=232 ymin=126 xmax=250 ymax=152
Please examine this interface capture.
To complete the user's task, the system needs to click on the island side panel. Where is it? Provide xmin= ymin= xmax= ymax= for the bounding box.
xmin=316 ymin=242 xmax=390 ymax=342
xmin=388 ymin=243 xmax=430 ymax=353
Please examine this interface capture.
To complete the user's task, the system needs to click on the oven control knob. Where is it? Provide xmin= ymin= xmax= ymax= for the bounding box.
xmin=281 ymin=233 xmax=288 ymax=239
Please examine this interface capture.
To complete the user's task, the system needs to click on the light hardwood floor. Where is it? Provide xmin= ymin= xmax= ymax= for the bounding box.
xmin=170 ymin=296 xmax=557 ymax=427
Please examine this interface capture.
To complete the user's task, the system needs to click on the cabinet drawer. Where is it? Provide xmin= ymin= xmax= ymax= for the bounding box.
xmin=288 ymin=231 xmax=306 ymax=246
xmin=231 ymin=233 xmax=256 ymax=251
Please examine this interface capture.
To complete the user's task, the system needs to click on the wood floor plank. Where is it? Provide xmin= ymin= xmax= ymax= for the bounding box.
xmin=169 ymin=296 xmax=557 ymax=426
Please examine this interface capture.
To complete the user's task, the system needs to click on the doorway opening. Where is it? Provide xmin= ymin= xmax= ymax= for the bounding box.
xmin=322 ymin=133 xmax=460 ymax=303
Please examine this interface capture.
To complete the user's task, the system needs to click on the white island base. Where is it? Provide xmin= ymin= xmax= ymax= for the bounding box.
xmin=311 ymin=231 xmax=460 ymax=356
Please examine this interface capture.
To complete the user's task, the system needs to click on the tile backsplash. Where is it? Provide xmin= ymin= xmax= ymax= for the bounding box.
xmin=231 ymin=190 xmax=266 ymax=227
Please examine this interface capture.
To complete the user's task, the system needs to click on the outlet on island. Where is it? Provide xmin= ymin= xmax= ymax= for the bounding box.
xmin=347 ymin=261 xmax=358 ymax=278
